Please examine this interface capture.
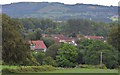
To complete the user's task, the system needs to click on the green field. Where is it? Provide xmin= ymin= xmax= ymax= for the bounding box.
xmin=2 ymin=66 xmax=118 ymax=73
xmin=39 ymin=68 xmax=118 ymax=73
xmin=2 ymin=65 xmax=19 ymax=69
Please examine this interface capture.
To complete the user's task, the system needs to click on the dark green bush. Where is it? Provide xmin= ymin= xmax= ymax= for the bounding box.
xmin=2 ymin=65 xmax=55 ymax=74
xmin=99 ymin=64 xmax=107 ymax=69
xmin=75 ymin=64 xmax=107 ymax=69
xmin=2 ymin=68 xmax=15 ymax=74
xmin=43 ymin=56 xmax=57 ymax=67
xmin=32 ymin=52 xmax=45 ymax=65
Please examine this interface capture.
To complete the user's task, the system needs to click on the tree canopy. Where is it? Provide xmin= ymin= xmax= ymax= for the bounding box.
xmin=56 ymin=44 xmax=78 ymax=67
xmin=84 ymin=40 xmax=118 ymax=69
xmin=2 ymin=14 xmax=38 ymax=65
xmin=20 ymin=18 xmax=110 ymax=37
xmin=46 ymin=43 xmax=61 ymax=59
xmin=107 ymin=25 xmax=120 ymax=65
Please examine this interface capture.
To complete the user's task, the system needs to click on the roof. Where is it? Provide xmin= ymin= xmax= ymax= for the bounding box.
xmin=29 ymin=40 xmax=47 ymax=49
xmin=55 ymin=35 xmax=75 ymax=43
xmin=86 ymin=36 xmax=104 ymax=39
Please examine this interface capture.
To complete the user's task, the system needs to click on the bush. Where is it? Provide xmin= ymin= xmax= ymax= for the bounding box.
xmin=43 ymin=56 xmax=57 ymax=67
xmin=32 ymin=52 xmax=45 ymax=65
xmin=99 ymin=64 xmax=107 ymax=69
xmin=75 ymin=64 xmax=107 ymax=69
xmin=2 ymin=68 xmax=15 ymax=74
xmin=42 ymin=65 xmax=55 ymax=71
xmin=46 ymin=43 xmax=61 ymax=59
xmin=2 ymin=65 xmax=55 ymax=74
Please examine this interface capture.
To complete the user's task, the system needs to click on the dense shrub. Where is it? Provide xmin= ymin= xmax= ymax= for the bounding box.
xmin=46 ymin=43 xmax=61 ymax=59
xmin=43 ymin=56 xmax=57 ymax=67
xmin=101 ymin=64 xmax=107 ymax=69
xmin=2 ymin=65 xmax=55 ymax=74
xmin=2 ymin=68 xmax=15 ymax=74
xmin=32 ymin=52 xmax=45 ymax=65
xmin=75 ymin=64 xmax=107 ymax=69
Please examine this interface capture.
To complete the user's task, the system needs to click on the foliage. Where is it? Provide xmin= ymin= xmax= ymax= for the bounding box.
xmin=2 ymin=66 xmax=118 ymax=73
xmin=32 ymin=52 xmax=45 ymax=65
xmin=20 ymin=18 xmax=35 ymax=29
xmin=2 ymin=14 xmax=38 ymax=66
xmin=27 ymin=28 xmax=42 ymax=40
xmin=84 ymin=40 xmax=118 ymax=69
xmin=76 ymin=51 xmax=83 ymax=64
xmin=101 ymin=64 xmax=107 ymax=69
xmin=77 ymin=39 xmax=94 ymax=64
xmin=41 ymin=37 xmax=55 ymax=48
xmin=76 ymin=64 xmax=107 ymax=69
xmin=27 ymin=31 xmax=36 ymax=40
xmin=20 ymin=18 xmax=110 ymax=37
xmin=65 ymin=19 xmax=109 ymax=36
xmin=107 ymin=25 xmax=120 ymax=65
xmin=77 ymin=39 xmax=118 ymax=69
xmin=107 ymin=26 xmax=119 ymax=49
xmin=56 ymin=44 xmax=78 ymax=67
xmin=43 ymin=56 xmax=57 ymax=67
xmin=34 ymin=28 xmax=42 ymax=40
xmin=21 ymin=18 xmax=57 ymax=33
xmin=2 ymin=65 xmax=55 ymax=73
xmin=46 ymin=43 xmax=61 ymax=59
xmin=22 ymin=52 xmax=39 ymax=66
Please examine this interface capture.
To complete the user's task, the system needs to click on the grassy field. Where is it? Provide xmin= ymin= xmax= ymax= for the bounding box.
xmin=40 ymin=68 xmax=118 ymax=73
xmin=2 ymin=65 xmax=19 ymax=69
xmin=2 ymin=65 xmax=118 ymax=73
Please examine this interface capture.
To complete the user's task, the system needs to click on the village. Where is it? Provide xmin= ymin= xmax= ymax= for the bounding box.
xmin=29 ymin=34 xmax=105 ymax=52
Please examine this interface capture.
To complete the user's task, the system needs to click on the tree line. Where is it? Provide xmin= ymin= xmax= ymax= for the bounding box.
xmin=19 ymin=18 xmax=114 ymax=39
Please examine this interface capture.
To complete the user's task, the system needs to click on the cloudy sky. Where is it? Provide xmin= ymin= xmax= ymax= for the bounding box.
xmin=0 ymin=0 xmax=120 ymax=6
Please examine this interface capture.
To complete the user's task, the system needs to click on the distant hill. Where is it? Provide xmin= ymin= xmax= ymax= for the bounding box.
xmin=2 ymin=2 xmax=118 ymax=22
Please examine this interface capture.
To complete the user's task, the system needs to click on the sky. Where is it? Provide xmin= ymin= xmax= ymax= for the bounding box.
xmin=0 ymin=0 xmax=120 ymax=6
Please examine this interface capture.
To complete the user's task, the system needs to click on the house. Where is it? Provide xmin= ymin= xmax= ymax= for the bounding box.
xmin=41 ymin=34 xmax=78 ymax=46
xmin=29 ymin=40 xmax=47 ymax=52
xmin=53 ymin=34 xmax=77 ymax=46
xmin=85 ymin=36 xmax=104 ymax=40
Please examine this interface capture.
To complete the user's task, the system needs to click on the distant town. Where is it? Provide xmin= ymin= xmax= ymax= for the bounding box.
xmin=29 ymin=33 xmax=105 ymax=52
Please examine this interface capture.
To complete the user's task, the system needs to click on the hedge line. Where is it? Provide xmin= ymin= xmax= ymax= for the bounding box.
xmin=2 ymin=65 xmax=55 ymax=74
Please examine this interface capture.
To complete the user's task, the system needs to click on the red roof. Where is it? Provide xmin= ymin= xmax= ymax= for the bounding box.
xmin=54 ymin=35 xmax=75 ymax=43
xmin=29 ymin=40 xmax=46 ymax=49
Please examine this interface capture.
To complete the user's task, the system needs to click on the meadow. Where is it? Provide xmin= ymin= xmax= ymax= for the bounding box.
xmin=42 ymin=68 xmax=118 ymax=73
xmin=2 ymin=65 xmax=118 ymax=73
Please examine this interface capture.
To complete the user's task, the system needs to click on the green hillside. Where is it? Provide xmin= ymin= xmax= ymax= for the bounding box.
xmin=2 ymin=2 xmax=118 ymax=22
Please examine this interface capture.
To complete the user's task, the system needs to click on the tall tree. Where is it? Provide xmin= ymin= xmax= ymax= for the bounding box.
xmin=84 ymin=40 xmax=118 ymax=69
xmin=56 ymin=44 xmax=78 ymax=67
xmin=2 ymin=14 xmax=38 ymax=65
xmin=107 ymin=26 xmax=119 ymax=49
xmin=107 ymin=25 xmax=120 ymax=65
